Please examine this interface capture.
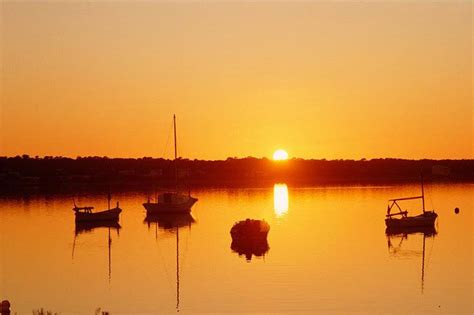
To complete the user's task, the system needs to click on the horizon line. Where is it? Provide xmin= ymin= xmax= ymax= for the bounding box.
xmin=1 ymin=155 xmax=473 ymax=162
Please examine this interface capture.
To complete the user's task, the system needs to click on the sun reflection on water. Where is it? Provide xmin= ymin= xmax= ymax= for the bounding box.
xmin=273 ymin=183 xmax=289 ymax=217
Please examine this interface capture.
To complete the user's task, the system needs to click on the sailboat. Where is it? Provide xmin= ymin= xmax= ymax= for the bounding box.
xmin=143 ymin=115 xmax=198 ymax=214
xmin=385 ymin=176 xmax=437 ymax=228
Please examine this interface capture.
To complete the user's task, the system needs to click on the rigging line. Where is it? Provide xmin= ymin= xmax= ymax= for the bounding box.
xmin=426 ymin=181 xmax=434 ymax=210
xmin=162 ymin=118 xmax=174 ymax=159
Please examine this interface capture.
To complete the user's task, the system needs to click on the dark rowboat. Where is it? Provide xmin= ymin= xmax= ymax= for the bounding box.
xmin=385 ymin=176 xmax=437 ymax=229
xmin=73 ymin=204 xmax=121 ymax=222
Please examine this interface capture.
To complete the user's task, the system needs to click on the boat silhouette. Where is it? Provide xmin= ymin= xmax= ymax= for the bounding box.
xmin=230 ymin=219 xmax=270 ymax=261
xmin=73 ymin=193 xmax=122 ymax=223
xmin=385 ymin=175 xmax=437 ymax=228
xmin=143 ymin=115 xmax=198 ymax=215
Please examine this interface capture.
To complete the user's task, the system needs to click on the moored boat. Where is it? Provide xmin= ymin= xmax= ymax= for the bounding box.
xmin=230 ymin=219 xmax=270 ymax=241
xmin=143 ymin=115 xmax=198 ymax=215
xmin=73 ymin=205 xmax=122 ymax=222
xmin=230 ymin=219 xmax=270 ymax=261
xmin=143 ymin=193 xmax=197 ymax=214
xmin=385 ymin=176 xmax=437 ymax=229
xmin=73 ymin=194 xmax=122 ymax=223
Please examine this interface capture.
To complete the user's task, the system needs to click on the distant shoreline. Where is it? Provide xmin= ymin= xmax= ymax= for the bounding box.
xmin=1 ymin=156 xmax=473 ymax=193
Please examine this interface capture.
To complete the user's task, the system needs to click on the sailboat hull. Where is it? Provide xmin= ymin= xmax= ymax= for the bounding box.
xmin=143 ymin=197 xmax=197 ymax=214
xmin=385 ymin=211 xmax=437 ymax=228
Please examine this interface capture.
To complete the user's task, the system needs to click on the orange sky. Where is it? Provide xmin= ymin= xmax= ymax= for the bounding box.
xmin=1 ymin=1 xmax=472 ymax=160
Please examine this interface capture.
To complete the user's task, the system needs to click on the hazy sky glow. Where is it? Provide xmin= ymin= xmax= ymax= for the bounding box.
xmin=1 ymin=1 xmax=472 ymax=159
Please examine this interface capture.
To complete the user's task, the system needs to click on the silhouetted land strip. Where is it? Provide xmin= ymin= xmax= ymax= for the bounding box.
xmin=1 ymin=156 xmax=473 ymax=192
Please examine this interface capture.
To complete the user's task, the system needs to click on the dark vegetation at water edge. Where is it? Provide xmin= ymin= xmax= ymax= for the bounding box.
xmin=0 ymin=156 xmax=473 ymax=192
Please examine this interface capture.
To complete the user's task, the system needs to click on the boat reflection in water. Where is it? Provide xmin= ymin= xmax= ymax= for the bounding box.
xmin=144 ymin=212 xmax=195 ymax=312
xmin=144 ymin=212 xmax=195 ymax=231
xmin=72 ymin=221 xmax=120 ymax=282
xmin=230 ymin=219 xmax=270 ymax=262
xmin=74 ymin=220 xmax=121 ymax=236
xmin=231 ymin=237 xmax=270 ymax=262
xmin=385 ymin=225 xmax=437 ymax=293
xmin=274 ymin=183 xmax=289 ymax=217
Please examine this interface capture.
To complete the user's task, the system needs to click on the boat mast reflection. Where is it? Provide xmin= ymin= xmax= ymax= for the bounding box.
xmin=144 ymin=213 xmax=196 ymax=312
xmin=385 ymin=226 xmax=437 ymax=294
xmin=72 ymin=221 xmax=121 ymax=283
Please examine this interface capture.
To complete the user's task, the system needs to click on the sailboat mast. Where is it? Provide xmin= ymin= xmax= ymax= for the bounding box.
xmin=174 ymin=115 xmax=178 ymax=191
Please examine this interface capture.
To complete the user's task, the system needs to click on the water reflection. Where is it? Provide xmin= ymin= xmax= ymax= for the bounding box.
xmin=231 ymin=238 xmax=270 ymax=262
xmin=143 ymin=213 xmax=196 ymax=312
xmin=2 ymin=185 xmax=472 ymax=313
xmin=72 ymin=222 xmax=120 ymax=283
xmin=74 ymin=221 xmax=121 ymax=236
xmin=273 ymin=183 xmax=289 ymax=217
xmin=385 ymin=226 xmax=437 ymax=293
xmin=144 ymin=213 xmax=195 ymax=230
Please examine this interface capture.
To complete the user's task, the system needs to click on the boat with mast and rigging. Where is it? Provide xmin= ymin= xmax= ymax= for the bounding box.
xmin=143 ymin=115 xmax=198 ymax=214
xmin=385 ymin=175 xmax=437 ymax=229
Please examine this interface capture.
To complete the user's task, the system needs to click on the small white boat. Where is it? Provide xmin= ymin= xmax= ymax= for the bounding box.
xmin=385 ymin=177 xmax=437 ymax=229
xmin=143 ymin=115 xmax=198 ymax=215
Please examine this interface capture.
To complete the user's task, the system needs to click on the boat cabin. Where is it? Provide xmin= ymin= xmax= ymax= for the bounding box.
xmin=73 ymin=206 xmax=94 ymax=213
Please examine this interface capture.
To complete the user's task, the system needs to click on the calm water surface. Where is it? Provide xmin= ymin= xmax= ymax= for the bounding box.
xmin=0 ymin=184 xmax=473 ymax=314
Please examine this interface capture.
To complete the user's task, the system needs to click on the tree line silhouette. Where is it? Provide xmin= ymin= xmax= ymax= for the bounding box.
xmin=0 ymin=155 xmax=472 ymax=192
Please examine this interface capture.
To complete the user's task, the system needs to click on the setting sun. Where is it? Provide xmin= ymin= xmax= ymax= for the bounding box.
xmin=273 ymin=149 xmax=289 ymax=161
